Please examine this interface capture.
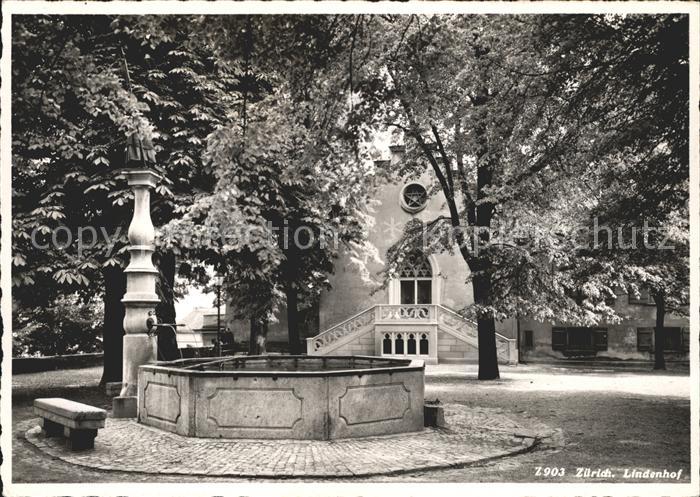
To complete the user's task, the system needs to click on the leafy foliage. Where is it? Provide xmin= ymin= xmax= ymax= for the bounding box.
xmin=12 ymin=15 xmax=240 ymax=297
xmin=161 ymin=16 xmax=381 ymax=348
xmin=13 ymin=294 xmax=104 ymax=356
xmin=12 ymin=15 xmax=239 ymax=363
xmin=343 ymin=14 xmax=688 ymax=377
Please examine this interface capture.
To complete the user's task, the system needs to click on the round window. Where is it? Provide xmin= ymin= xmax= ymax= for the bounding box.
xmin=400 ymin=182 xmax=428 ymax=213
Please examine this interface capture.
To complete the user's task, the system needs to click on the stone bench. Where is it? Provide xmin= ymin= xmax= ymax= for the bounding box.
xmin=34 ymin=398 xmax=107 ymax=450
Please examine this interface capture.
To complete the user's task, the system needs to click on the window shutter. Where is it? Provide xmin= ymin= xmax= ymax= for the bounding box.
xmin=593 ymin=329 xmax=608 ymax=350
xmin=552 ymin=329 xmax=566 ymax=351
xmin=682 ymin=327 xmax=690 ymax=352
xmin=664 ymin=327 xmax=683 ymax=352
xmin=637 ymin=328 xmax=653 ymax=351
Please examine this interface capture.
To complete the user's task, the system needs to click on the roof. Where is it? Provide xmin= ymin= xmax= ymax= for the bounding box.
xmin=179 ymin=306 xmax=227 ymax=333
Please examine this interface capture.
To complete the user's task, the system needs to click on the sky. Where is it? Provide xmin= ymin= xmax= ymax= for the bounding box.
xmin=174 ymin=283 xmax=216 ymax=322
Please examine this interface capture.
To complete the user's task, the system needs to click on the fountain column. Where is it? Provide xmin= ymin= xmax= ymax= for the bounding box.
xmin=112 ymin=169 xmax=161 ymax=418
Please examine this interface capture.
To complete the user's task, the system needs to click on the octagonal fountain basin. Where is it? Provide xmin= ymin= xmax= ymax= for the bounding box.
xmin=138 ymin=355 xmax=425 ymax=440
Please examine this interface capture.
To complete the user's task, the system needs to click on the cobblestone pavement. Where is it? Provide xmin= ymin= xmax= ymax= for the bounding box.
xmin=22 ymin=404 xmax=554 ymax=478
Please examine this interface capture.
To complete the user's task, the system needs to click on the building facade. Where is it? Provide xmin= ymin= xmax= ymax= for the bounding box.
xmin=225 ymin=146 xmax=688 ymax=365
xmin=515 ymin=287 xmax=690 ymax=362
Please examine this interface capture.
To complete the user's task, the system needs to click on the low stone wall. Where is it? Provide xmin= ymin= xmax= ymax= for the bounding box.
xmin=325 ymin=329 xmax=375 ymax=356
xmin=436 ymin=329 xmax=478 ymax=362
xmin=13 ymin=353 xmax=103 ymax=374
xmin=138 ymin=357 xmax=425 ymax=440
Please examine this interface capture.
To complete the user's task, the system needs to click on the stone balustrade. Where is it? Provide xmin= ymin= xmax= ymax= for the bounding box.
xmin=307 ymin=307 xmax=376 ymax=355
xmin=376 ymin=304 xmax=434 ymax=322
xmin=307 ymin=304 xmax=519 ymax=365
xmin=436 ymin=306 xmax=518 ymax=365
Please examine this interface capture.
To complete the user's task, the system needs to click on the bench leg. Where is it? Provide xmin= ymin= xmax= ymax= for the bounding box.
xmin=63 ymin=427 xmax=98 ymax=451
xmin=42 ymin=419 xmax=64 ymax=437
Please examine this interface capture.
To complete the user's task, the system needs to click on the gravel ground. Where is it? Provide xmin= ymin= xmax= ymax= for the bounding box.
xmin=10 ymin=363 xmax=691 ymax=484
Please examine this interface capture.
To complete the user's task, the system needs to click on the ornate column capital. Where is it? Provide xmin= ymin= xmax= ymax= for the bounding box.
xmin=124 ymin=169 xmax=161 ymax=189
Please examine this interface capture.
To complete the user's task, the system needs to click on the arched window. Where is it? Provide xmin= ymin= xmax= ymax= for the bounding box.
xmin=398 ymin=251 xmax=432 ymax=305
xmin=419 ymin=333 xmax=429 ymax=355
xmin=407 ymin=334 xmax=417 ymax=355
xmin=394 ymin=333 xmax=404 ymax=354
xmin=383 ymin=334 xmax=392 ymax=354
xmin=381 ymin=331 xmax=430 ymax=358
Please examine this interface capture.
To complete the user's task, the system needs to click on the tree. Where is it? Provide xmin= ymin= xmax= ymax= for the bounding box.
xmin=584 ymin=207 xmax=690 ymax=370
xmin=162 ymin=16 xmax=379 ymax=354
xmin=344 ymin=13 xmax=689 ymax=379
xmin=162 ymin=89 xmax=377 ymax=354
xmin=346 ymin=15 xmax=595 ymax=378
xmin=13 ymin=15 xmax=147 ymax=377
xmin=550 ymin=14 xmax=690 ymax=369
xmin=12 ymin=15 xmax=238 ymax=382
xmin=12 ymin=294 xmax=103 ymax=357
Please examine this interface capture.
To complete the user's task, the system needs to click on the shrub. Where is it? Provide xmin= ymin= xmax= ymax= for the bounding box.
xmin=13 ymin=294 xmax=103 ymax=357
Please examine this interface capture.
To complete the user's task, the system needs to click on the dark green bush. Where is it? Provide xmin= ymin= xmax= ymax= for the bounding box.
xmin=13 ymin=294 xmax=103 ymax=357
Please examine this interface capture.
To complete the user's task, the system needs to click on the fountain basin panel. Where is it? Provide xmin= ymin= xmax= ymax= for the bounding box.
xmin=138 ymin=355 xmax=425 ymax=440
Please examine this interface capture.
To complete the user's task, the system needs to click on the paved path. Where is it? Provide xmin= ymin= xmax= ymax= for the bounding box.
xmin=22 ymin=404 xmax=554 ymax=478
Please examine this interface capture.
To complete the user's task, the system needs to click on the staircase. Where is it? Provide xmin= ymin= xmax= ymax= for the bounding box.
xmin=436 ymin=306 xmax=518 ymax=364
xmin=306 ymin=307 xmax=376 ymax=355
xmin=306 ymin=304 xmax=518 ymax=365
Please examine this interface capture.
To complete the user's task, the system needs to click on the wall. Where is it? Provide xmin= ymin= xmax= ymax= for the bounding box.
xmin=495 ymin=318 xmax=518 ymax=340
xmin=319 ymin=149 xmax=473 ymax=333
xmin=139 ymin=361 xmax=425 ymax=440
xmin=13 ymin=352 xmax=104 ymax=374
xmin=436 ymin=330 xmax=479 ymax=363
xmin=519 ymin=293 xmax=690 ymax=361
xmin=328 ymin=329 xmax=376 ymax=356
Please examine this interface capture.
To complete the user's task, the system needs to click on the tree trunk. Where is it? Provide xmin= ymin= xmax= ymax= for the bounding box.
xmin=516 ymin=315 xmax=523 ymax=364
xmin=472 ymin=142 xmax=499 ymax=380
xmin=653 ymin=292 xmax=666 ymax=370
xmin=472 ymin=267 xmax=500 ymax=380
xmin=300 ymin=299 xmax=320 ymax=338
xmin=249 ymin=316 xmax=268 ymax=355
xmin=286 ymin=282 xmax=301 ymax=355
xmin=259 ymin=318 xmax=268 ymax=354
xmin=249 ymin=318 xmax=259 ymax=355
xmin=156 ymin=251 xmax=176 ymax=325
xmin=100 ymin=265 xmax=126 ymax=386
xmin=283 ymin=232 xmax=302 ymax=355
xmin=408 ymin=89 xmax=500 ymax=380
